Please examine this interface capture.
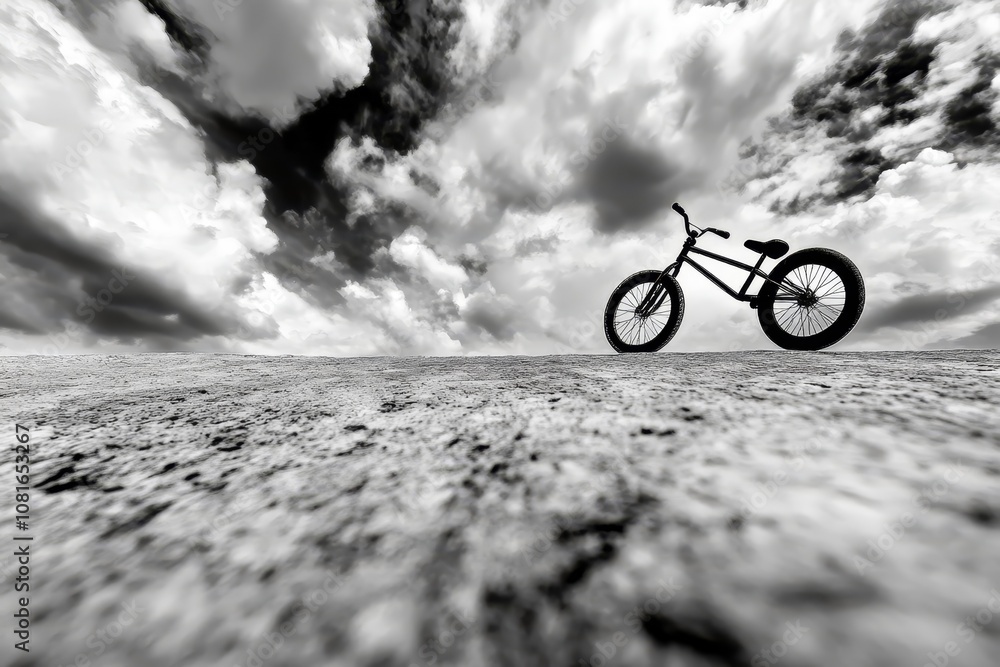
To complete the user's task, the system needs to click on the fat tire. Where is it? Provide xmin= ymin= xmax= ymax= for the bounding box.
xmin=604 ymin=271 xmax=685 ymax=353
xmin=757 ymin=248 xmax=865 ymax=351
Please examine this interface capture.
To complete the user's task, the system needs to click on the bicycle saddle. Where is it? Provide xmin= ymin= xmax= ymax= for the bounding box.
xmin=744 ymin=239 xmax=789 ymax=260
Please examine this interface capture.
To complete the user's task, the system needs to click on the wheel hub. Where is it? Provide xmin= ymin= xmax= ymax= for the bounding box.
xmin=797 ymin=289 xmax=819 ymax=308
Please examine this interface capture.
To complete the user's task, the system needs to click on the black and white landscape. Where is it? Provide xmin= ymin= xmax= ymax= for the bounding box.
xmin=2 ymin=1 xmax=1000 ymax=666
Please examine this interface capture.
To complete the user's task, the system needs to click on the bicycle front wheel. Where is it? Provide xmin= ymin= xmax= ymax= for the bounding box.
xmin=756 ymin=248 xmax=865 ymax=350
xmin=604 ymin=271 xmax=685 ymax=353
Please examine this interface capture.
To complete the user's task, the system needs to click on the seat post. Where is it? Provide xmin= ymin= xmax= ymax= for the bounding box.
xmin=738 ymin=253 xmax=767 ymax=299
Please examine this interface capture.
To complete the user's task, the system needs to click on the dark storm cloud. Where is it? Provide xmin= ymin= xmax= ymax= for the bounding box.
xmin=860 ymin=284 xmax=1000 ymax=333
xmin=577 ymin=136 xmax=686 ymax=233
xmin=50 ymin=0 xmax=210 ymax=58
xmin=133 ymin=0 xmax=211 ymax=56
xmin=0 ymin=189 xmax=242 ymax=343
xmin=513 ymin=236 xmax=559 ymax=258
xmin=836 ymin=146 xmax=896 ymax=201
xmin=57 ymin=0 xmax=466 ymax=292
xmin=461 ymin=293 xmax=519 ymax=342
xmin=703 ymin=0 xmax=749 ymax=6
xmin=458 ymin=255 xmax=488 ymax=277
xmin=941 ymin=321 xmax=1000 ymax=349
xmin=941 ymin=53 xmax=1000 ymax=151
xmin=234 ymin=0 xmax=460 ymax=290
xmin=737 ymin=0 xmax=953 ymax=214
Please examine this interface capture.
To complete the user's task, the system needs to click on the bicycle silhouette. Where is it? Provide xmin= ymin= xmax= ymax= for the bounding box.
xmin=604 ymin=203 xmax=865 ymax=352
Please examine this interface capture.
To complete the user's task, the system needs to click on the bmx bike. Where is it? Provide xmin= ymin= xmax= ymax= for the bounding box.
xmin=604 ymin=203 xmax=865 ymax=352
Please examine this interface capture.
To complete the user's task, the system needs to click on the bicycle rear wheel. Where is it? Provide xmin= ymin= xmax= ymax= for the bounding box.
xmin=756 ymin=248 xmax=865 ymax=350
xmin=604 ymin=271 xmax=684 ymax=353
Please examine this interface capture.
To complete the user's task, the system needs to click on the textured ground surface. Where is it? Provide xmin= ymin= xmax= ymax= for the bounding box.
xmin=2 ymin=351 xmax=1000 ymax=667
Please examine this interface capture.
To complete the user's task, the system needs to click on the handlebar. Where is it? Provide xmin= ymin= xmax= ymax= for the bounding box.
xmin=672 ymin=202 xmax=730 ymax=240
xmin=672 ymin=202 xmax=692 ymax=236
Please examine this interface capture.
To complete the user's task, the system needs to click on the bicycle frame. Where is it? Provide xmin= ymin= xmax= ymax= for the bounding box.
xmin=638 ymin=236 xmax=806 ymax=315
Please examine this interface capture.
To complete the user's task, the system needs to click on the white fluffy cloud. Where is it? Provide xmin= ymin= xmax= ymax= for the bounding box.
xmin=824 ymin=149 xmax=1000 ymax=349
xmin=168 ymin=0 xmax=377 ymax=124
xmin=386 ymin=228 xmax=469 ymax=294
xmin=0 ymin=1 xmax=354 ymax=354
xmin=722 ymin=0 xmax=1000 ymax=351
xmin=5 ymin=0 xmax=996 ymax=356
xmin=333 ymin=0 xmax=883 ymax=353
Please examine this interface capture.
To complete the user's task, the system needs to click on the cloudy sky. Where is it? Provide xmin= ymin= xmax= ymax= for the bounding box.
xmin=1 ymin=0 xmax=998 ymax=355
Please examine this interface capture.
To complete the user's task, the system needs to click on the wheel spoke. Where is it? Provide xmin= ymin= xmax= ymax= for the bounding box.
xmin=807 ymin=309 xmax=830 ymax=331
xmin=812 ymin=271 xmax=839 ymax=295
xmin=777 ymin=307 xmax=799 ymax=331
xmin=814 ymin=303 xmax=843 ymax=320
xmin=633 ymin=317 xmax=645 ymax=343
xmin=623 ymin=316 xmax=643 ymax=342
xmin=816 ymin=284 xmax=846 ymax=300
xmin=811 ymin=306 xmax=835 ymax=326
xmin=809 ymin=268 xmax=826 ymax=294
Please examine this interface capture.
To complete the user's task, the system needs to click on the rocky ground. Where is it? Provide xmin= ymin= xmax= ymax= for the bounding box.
xmin=1 ymin=351 xmax=999 ymax=667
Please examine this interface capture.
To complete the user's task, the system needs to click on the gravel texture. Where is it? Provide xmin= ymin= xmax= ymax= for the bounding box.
xmin=1 ymin=351 xmax=999 ymax=667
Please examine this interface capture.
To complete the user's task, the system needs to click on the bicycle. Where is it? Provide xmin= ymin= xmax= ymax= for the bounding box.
xmin=604 ymin=203 xmax=865 ymax=352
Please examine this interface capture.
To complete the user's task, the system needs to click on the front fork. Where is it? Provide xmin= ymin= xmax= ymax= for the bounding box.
xmin=637 ymin=261 xmax=682 ymax=317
